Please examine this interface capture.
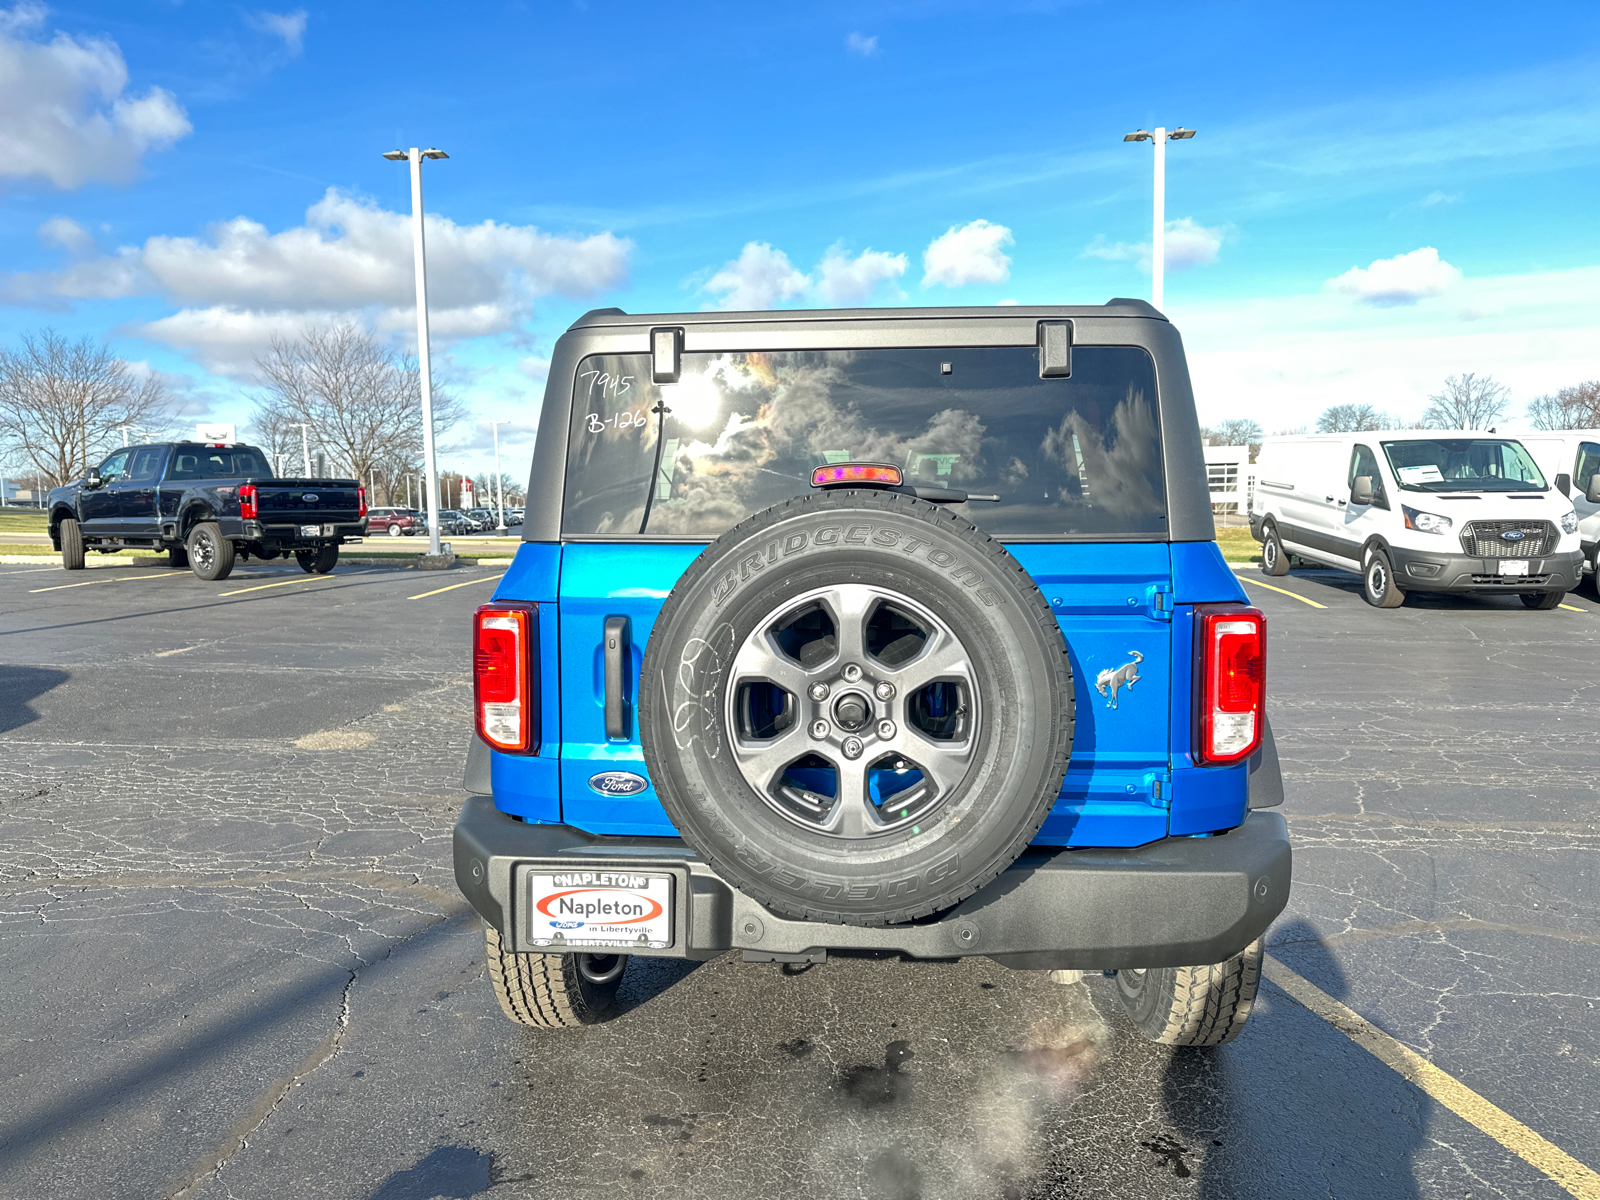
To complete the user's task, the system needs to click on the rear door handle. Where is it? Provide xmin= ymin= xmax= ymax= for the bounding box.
xmin=604 ymin=616 xmax=631 ymax=740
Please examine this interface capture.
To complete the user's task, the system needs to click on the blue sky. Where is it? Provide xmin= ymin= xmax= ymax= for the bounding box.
xmin=3 ymin=0 xmax=1599 ymax=478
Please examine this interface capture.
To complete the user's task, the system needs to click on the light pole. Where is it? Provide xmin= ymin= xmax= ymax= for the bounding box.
xmin=1123 ymin=126 xmax=1195 ymax=311
xmin=289 ymin=423 xmax=313 ymax=476
xmin=383 ymin=145 xmax=449 ymax=557
xmin=118 ymin=425 xmax=132 ymax=447
xmin=490 ymin=420 xmax=509 ymax=531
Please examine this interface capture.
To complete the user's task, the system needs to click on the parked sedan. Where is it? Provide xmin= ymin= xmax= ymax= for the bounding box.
xmin=367 ymin=507 xmax=428 ymax=537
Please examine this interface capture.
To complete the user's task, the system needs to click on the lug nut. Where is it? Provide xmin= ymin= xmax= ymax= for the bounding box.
xmin=874 ymin=681 xmax=895 ymax=701
xmin=841 ymin=736 xmax=864 ymax=759
xmin=842 ymin=663 xmax=862 ymax=683
xmin=877 ymin=719 xmax=896 ymax=739
xmin=809 ymin=682 xmax=830 ymax=701
xmin=810 ymin=719 xmax=830 ymax=739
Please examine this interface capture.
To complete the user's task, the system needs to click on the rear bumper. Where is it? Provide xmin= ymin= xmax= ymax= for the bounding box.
xmin=242 ymin=520 xmax=367 ymax=545
xmin=1390 ymin=546 xmax=1582 ymax=593
xmin=452 ymin=796 xmax=1291 ymax=970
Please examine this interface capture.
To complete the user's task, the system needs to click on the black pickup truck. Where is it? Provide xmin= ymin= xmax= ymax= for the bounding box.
xmin=46 ymin=441 xmax=367 ymax=581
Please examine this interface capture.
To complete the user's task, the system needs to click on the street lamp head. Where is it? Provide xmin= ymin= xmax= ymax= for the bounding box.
xmin=1123 ymin=130 xmax=1153 ymax=142
xmin=381 ymin=149 xmax=408 ymax=160
xmin=421 ymin=148 xmax=449 ymax=160
xmin=1169 ymin=128 xmax=1197 ymax=140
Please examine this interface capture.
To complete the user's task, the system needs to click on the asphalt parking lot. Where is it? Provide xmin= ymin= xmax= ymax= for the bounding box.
xmin=2 ymin=555 xmax=1597 ymax=1199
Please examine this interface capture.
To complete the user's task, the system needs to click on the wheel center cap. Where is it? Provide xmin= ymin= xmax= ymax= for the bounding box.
xmin=831 ymin=692 xmax=870 ymax=731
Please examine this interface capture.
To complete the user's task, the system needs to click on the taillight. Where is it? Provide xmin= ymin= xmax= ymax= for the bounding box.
xmin=358 ymin=484 xmax=368 ymax=519
xmin=239 ymin=483 xmax=258 ymax=520
xmin=1195 ymin=604 xmax=1265 ymax=765
xmin=474 ymin=602 xmax=539 ymax=753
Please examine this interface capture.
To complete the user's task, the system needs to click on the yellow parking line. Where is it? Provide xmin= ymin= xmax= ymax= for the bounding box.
xmin=409 ymin=573 xmax=505 ymax=600
xmin=28 ymin=571 xmax=188 ymax=593
xmin=29 ymin=578 xmax=111 ymax=592
xmin=218 ymin=576 xmax=337 ymax=598
xmin=1236 ymin=575 xmax=1328 ymax=609
xmin=1559 ymin=604 xmax=1585 ymax=613
xmin=1265 ymin=956 xmax=1600 ymax=1198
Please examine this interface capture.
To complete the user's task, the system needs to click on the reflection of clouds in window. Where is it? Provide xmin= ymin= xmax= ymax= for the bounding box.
xmin=1043 ymin=388 xmax=1161 ymax=517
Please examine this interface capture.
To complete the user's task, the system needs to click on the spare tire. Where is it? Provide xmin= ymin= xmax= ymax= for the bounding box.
xmin=639 ymin=489 xmax=1073 ymax=926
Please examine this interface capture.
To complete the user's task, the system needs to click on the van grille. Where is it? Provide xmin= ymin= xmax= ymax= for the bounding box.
xmin=1459 ymin=520 xmax=1555 ymax=558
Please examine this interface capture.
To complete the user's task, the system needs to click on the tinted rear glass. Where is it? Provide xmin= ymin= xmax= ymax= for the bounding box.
xmin=170 ymin=448 xmax=269 ymax=478
xmin=561 ymin=346 xmax=1165 ymax=538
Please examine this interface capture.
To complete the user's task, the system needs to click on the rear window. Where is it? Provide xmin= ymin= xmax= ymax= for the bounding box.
xmin=561 ymin=346 xmax=1165 ymax=539
xmin=170 ymin=448 xmax=270 ymax=478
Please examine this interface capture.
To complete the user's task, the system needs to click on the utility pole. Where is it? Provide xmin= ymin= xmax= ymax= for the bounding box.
xmin=1123 ymin=126 xmax=1195 ymax=312
xmin=490 ymin=420 xmax=509 ymax=531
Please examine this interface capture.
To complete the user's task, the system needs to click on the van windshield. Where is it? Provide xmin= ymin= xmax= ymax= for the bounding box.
xmin=561 ymin=346 xmax=1167 ymax=539
xmin=1380 ymin=438 xmax=1547 ymax=493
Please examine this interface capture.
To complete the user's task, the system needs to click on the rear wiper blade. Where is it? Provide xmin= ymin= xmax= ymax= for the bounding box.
xmin=896 ymin=485 xmax=1000 ymax=504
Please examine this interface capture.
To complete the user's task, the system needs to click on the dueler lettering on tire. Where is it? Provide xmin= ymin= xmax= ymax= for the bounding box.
xmin=639 ymin=488 xmax=1074 ymax=927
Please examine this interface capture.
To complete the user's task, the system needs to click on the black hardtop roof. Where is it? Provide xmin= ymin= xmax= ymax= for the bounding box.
xmin=568 ymin=299 xmax=1164 ymax=331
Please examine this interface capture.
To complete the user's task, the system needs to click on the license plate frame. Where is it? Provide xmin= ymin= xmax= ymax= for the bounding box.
xmin=299 ymin=523 xmax=318 ymax=537
xmin=1496 ymin=560 xmax=1530 ymax=576
xmin=525 ymin=868 xmax=675 ymax=950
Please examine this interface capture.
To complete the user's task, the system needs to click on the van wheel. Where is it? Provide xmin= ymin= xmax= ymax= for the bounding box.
xmin=1520 ymin=590 xmax=1564 ymax=610
xmin=59 ymin=518 xmax=85 ymax=570
xmin=1362 ymin=548 xmax=1404 ymax=608
xmin=187 ymin=522 xmax=236 ymax=582
xmin=1114 ymin=939 xmax=1262 ymax=1046
xmin=1261 ymin=523 xmax=1290 ymax=576
xmin=296 ymin=543 xmax=339 ymax=574
xmin=483 ymin=924 xmax=625 ymax=1028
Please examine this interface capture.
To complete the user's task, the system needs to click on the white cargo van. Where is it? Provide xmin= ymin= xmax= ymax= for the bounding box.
xmin=1249 ymin=431 xmax=1584 ymax=609
xmin=1514 ymin=431 xmax=1600 ymax=591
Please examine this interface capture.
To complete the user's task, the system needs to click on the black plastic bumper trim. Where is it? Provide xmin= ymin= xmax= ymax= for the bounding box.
xmin=1389 ymin=545 xmax=1582 ymax=593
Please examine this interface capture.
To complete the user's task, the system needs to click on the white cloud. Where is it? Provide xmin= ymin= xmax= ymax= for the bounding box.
xmin=845 ymin=31 xmax=878 ymax=56
xmin=3 ymin=188 xmax=631 ymax=376
xmin=37 ymin=215 xmax=93 ymax=255
xmin=245 ymin=9 xmax=307 ymax=55
xmin=1083 ymin=218 xmax=1226 ymax=273
xmin=814 ymin=242 xmax=906 ymax=304
xmin=1325 ymin=246 xmax=1462 ymax=307
xmin=921 ymin=219 xmax=1012 ymax=288
xmin=703 ymin=242 xmax=809 ymax=310
xmin=1422 ymin=190 xmax=1460 ymax=207
xmin=0 ymin=4 xmax=192 ymax=188
xmin=517 ymin=355 xmax=551 ymax=382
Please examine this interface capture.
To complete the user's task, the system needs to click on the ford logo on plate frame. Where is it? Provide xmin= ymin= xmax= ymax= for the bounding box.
xmin=588 ymin=771 xmax=648 ymax=796
xmin=302 ymin=493 xmax=320 ymax=503
xmin=1501 ymin=529 xmax=1525 ymax=541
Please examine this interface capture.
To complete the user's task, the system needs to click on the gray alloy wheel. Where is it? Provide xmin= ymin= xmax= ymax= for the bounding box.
xmin=387 ymin=524 xmax=403 ymax=536
xmin=186 ymin=521 xmax=236 ymax=582
xmin=1261 ymin=523 xmax=1290 ymax=577
xmin=1362 ymin=547 xmax=1404 ymax=608
xmin=726 ymin=583 xmax=980 ymax=840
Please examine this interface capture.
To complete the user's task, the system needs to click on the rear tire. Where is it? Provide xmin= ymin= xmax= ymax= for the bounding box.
xmin=167 ymin=547 xmax=189 ymax=570
xmin=483 ymin=924 xmax=626 ymax=1028
xmin=1520 ymin=590 xmax=1564 ymax=610
xmin=1362 ymin=548 xmax=1404 ymax=608
xmin=1261 ymin=523 xmax=1290 ymax=576
xmin=296 ymin=543 xmax=339 ymax=574
xmin=186 ymin=522 xmax=236 ymax=582
xmin=59 ymin=518 xmax=85 ymax=570
xmin=1114 ymin=939 xmax=1263 ymax=1046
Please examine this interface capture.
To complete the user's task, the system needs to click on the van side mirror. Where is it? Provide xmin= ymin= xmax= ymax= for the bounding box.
xmin=1588 ymin=477 xmax=1600 ymax=505
xmin=1351 ymin=475 xmax=1374 ymax=506
xmin=86 ymin=468 xmax=102 ymax=489
xmin=1554 ymin=473 xmax=1571 ymax=497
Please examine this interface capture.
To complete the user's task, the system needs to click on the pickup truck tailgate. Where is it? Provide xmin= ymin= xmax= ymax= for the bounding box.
xmin=256 ymin=479 xmax=363 ymax=522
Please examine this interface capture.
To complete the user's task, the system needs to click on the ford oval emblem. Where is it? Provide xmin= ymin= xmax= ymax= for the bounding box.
xmin=302 ymin=492 xmax=320 ymax=503
xmin=588 ymin=771 xmax=648 ymax=796
xmin=1501 ymin=529 xmax=1525 ymax=541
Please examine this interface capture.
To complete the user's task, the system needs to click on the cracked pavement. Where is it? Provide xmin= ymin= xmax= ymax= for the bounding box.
xmin=0 ymin=558 xmax=1596 ymax=1198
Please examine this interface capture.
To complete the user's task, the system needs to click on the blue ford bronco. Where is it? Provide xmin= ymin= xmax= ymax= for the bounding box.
xmin=454 ymin=301 xmax=1289 ymax=1045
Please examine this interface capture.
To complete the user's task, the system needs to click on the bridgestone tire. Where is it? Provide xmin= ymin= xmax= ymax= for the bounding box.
xmin=297 ymin=543 xmax=339 ymax=574
xmin=1261 ymin=523 xmax=1290 ymax=577
xmin=59 ymin=518 xmax=85 ymax=570
xmin=483 ymin=924 xmax=625 ymax=1028
xmin=1114 ymin=938 xmax=1263 ymax=1046
xmin=187 ymin=521 xmax=236 ymax=582
xmin=638 ymin=489 xmax=1074 ymax=927
xmin=1362 ymin=547 xmax=1404 ymax=608
xmin=1520 ymin=590 xmax=1564 ymax=610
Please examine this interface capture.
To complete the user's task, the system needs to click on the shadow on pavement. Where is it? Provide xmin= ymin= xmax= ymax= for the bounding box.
xmin=0 ymin=665 xmax=69 ymax=734
xmin=369 ymin=1144 xmax=493 ymax=1200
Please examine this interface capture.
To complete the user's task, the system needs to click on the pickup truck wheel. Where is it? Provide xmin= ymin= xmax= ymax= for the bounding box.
xmin=186 ymin=521 xmax=236 ymax=582
xmin=1260 ymin=523 xmax=1290 ymax=576
xmin=639 ymin=488 xmax=1074 ymax=927
xmin=1520 ymin=590 xmax=1565 ymax=610
xmin=483 ymin=924 xmax=625 ymax=1028
xmin=1362 ymin=548 xmax=1404 ymax=608
xmin=1114 ymin=938 xmax=1263 ymax=1046
xmin=59 ymin=518 xmax=85 ymax=570
xmin=296 ymin=544 xmax=339 ymax=574
xmin=167 ymin=547 xmax=189 ymax=569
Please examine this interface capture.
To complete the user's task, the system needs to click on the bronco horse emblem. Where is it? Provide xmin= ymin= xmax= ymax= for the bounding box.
xmin=1095 ymin=651 xmax=1143 ymax=708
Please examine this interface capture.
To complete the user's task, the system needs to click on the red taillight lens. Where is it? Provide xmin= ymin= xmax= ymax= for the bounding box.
xmin=811 ymin=463 xmax=904 ymax=488
xmin=239 ymin=483 xmax=258 ymax=520
xmin=473 ymin=603 xmax=539 ymax=753
xmin=1195 ymin=605 xmax=1265 ymax=765
xmin=358 ymin=485 xmax=368 ymax=519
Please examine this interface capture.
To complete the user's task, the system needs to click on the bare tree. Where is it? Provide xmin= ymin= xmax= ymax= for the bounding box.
xmin=0 ymin=330 xmax=169 ymax=487
xmin=251 ymin=325 xmax=467 ymax=485
xmin=1422 ymin=373 xmax=1508 ymax=430
xmin=1317 ymin=403 xmax=1390 ymax=433
xmin=1527 ymin=381 xmax=1600 ymax=430
xmin=1200 ymin=418 xmax=1264 ymax=447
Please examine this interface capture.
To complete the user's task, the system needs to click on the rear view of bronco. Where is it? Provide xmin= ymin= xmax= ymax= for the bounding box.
xmin=454 ymin=301 xmax=1289 ymax=1045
